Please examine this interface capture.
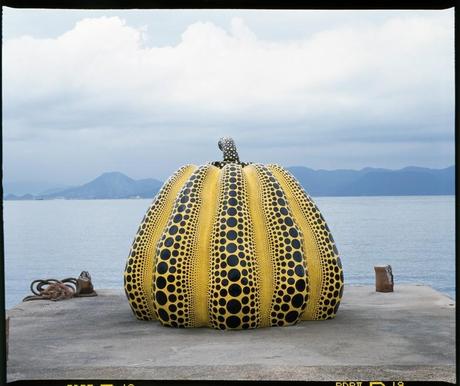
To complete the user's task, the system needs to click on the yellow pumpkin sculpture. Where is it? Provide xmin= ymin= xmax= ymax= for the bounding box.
xmin=124 ymin=137 xmax=344 ymax=329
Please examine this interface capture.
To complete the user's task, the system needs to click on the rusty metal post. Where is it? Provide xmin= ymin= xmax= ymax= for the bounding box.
xmin=374 ymin=265 xmax=394 ymax=292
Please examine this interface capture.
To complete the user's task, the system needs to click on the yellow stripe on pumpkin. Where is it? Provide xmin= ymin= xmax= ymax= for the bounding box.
xmin=268 ymin=164 xmax=322 ymax=320
xmin=243 ymin=165 xmax=273 ymax=328
xmin=193 ymin=164 xmax=221 ymax=327
xmin=252 ymin=164 xmax=308 ymax=326
xmin=124 ymin=164 xmax=197 ymax=320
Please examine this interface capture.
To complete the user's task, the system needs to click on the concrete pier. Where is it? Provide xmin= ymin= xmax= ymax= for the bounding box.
xmin=6 ymin=284 xmax=455 ymax=382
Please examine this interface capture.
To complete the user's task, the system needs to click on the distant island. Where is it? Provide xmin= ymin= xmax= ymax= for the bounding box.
xmin=5 ymin=172 xmax=162 ymax=200
xmin=4 ymin=165 xmax=454 ymax=200
xmin=287 ymin=165 xmax=454 ymax=197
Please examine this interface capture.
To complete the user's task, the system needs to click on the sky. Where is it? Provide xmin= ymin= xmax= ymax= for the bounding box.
xmin=2 ymin=8 xmax=455 ymax=194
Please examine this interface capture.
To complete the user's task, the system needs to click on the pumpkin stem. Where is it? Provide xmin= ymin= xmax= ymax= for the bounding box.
xmin=211 ymin=137 xmax=250 ymax=168
xmin=218 ymin=137 xmax=240 ymax=163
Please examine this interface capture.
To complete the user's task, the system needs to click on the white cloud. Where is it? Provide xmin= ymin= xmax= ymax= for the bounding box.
xmin=2 ymin=11 xmax=455 ymax=183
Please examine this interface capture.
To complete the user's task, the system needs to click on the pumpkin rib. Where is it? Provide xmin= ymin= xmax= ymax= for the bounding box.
xmin=243 ymin=165 xmax=274 ymax=328
xmin=268 ymin=164 xmax=323 ymax=320
xmin=153 ymin=165 xmax=210 ymax=327
xmin=207 ymin=164 xmax=261 ymax=330
xmin=124 ymin=164 xmax=197 ymax=320
xmin=251 ymin=164 xmax=309 ymax=327
xmin=267 ymin=164 xmax=344 ymax=320
xmin=192 ymin=164 xmax=221 ymax=327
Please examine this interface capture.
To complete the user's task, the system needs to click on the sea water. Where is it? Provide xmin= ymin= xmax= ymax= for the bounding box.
xmin=3 ymin=195 xmax=455 ymax=309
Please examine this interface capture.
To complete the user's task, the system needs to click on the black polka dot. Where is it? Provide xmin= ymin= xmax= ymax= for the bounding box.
xmin=160 ymin=249 xmax=170 ymax=260
xmin=285 ymin=311 xmax=299 ymax=323
xmin=295 ymin=279 xmax=306 ymax=292
xmin=228 ymin=198 xmax=238 ymax=206
xmin=227 ymin=255 xmax=239 ymax=266
xmin=285 ymin=217 xmax=293 ymax=226
xmin=168 ymin=294 xmax=177 ymax=302
xmin=156 ymin=277 xmax=166 ymax=289
xmin=227 ymin=217 xmax=237 ymax=227
xmin=226 ymin=315 xmax=241 ymax=328
xmin=228 ymin=269 xmax=241 ymax=282
xmin=227 ymin=230 xmax=237 ymax=240
xmin=228 ymin=284 xmax=242 ymax=297
xmin=293 ymin=251 xmax=302 ymax=262
xmin=226 ymin=299 xmax=242 ymax=314
xmin=157 ymin=262 xmax=168 ymax=274
xmin=158 ymin=308 xmax=169 ymax=321
xmin=295 ymin=265 xmax=305 ymax=276
xmin=169 ymin=304 xmax=177 ymax=312
xmin=292 ymin=293 xmax=304 ymax=308
xmin=226 ymin=243 xmax=237 ymax=253
xmin=227 ymin=208 xmax=237 ymax=216
xmin=156 ymin=291 xmax=167 ymax=305
xmin=289 ymin=228 xmax=298 ymax=237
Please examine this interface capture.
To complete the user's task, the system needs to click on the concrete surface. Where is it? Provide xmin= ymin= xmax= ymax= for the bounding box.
xmin=6 ymin=284 xmax=455 ymax=382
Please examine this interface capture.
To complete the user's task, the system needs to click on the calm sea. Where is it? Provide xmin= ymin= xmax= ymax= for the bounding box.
xmin=3 ymin=195 xmax=455 ymax=309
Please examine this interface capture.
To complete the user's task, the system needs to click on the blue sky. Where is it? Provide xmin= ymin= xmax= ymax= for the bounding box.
xmin=2 ymin=8 xmax=455 ymax=193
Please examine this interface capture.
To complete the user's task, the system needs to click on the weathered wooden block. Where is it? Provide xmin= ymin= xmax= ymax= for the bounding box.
xmin=374 ymin=265 xmax=394 ymax=292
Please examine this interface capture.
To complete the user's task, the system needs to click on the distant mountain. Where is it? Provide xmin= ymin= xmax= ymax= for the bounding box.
xmin=287 ymin=165 xmax=454 ymax=196
xmin=3 ymin=166 xmax=454 ymax=200
xmin=4 ymin=173 xmax=163 ymax=200
xmin=35 ymin=172 xmax=163 ymax=200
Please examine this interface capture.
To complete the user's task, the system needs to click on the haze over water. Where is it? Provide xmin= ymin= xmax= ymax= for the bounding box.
xmin=3 ymin=195 xmax=455 ymax=309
